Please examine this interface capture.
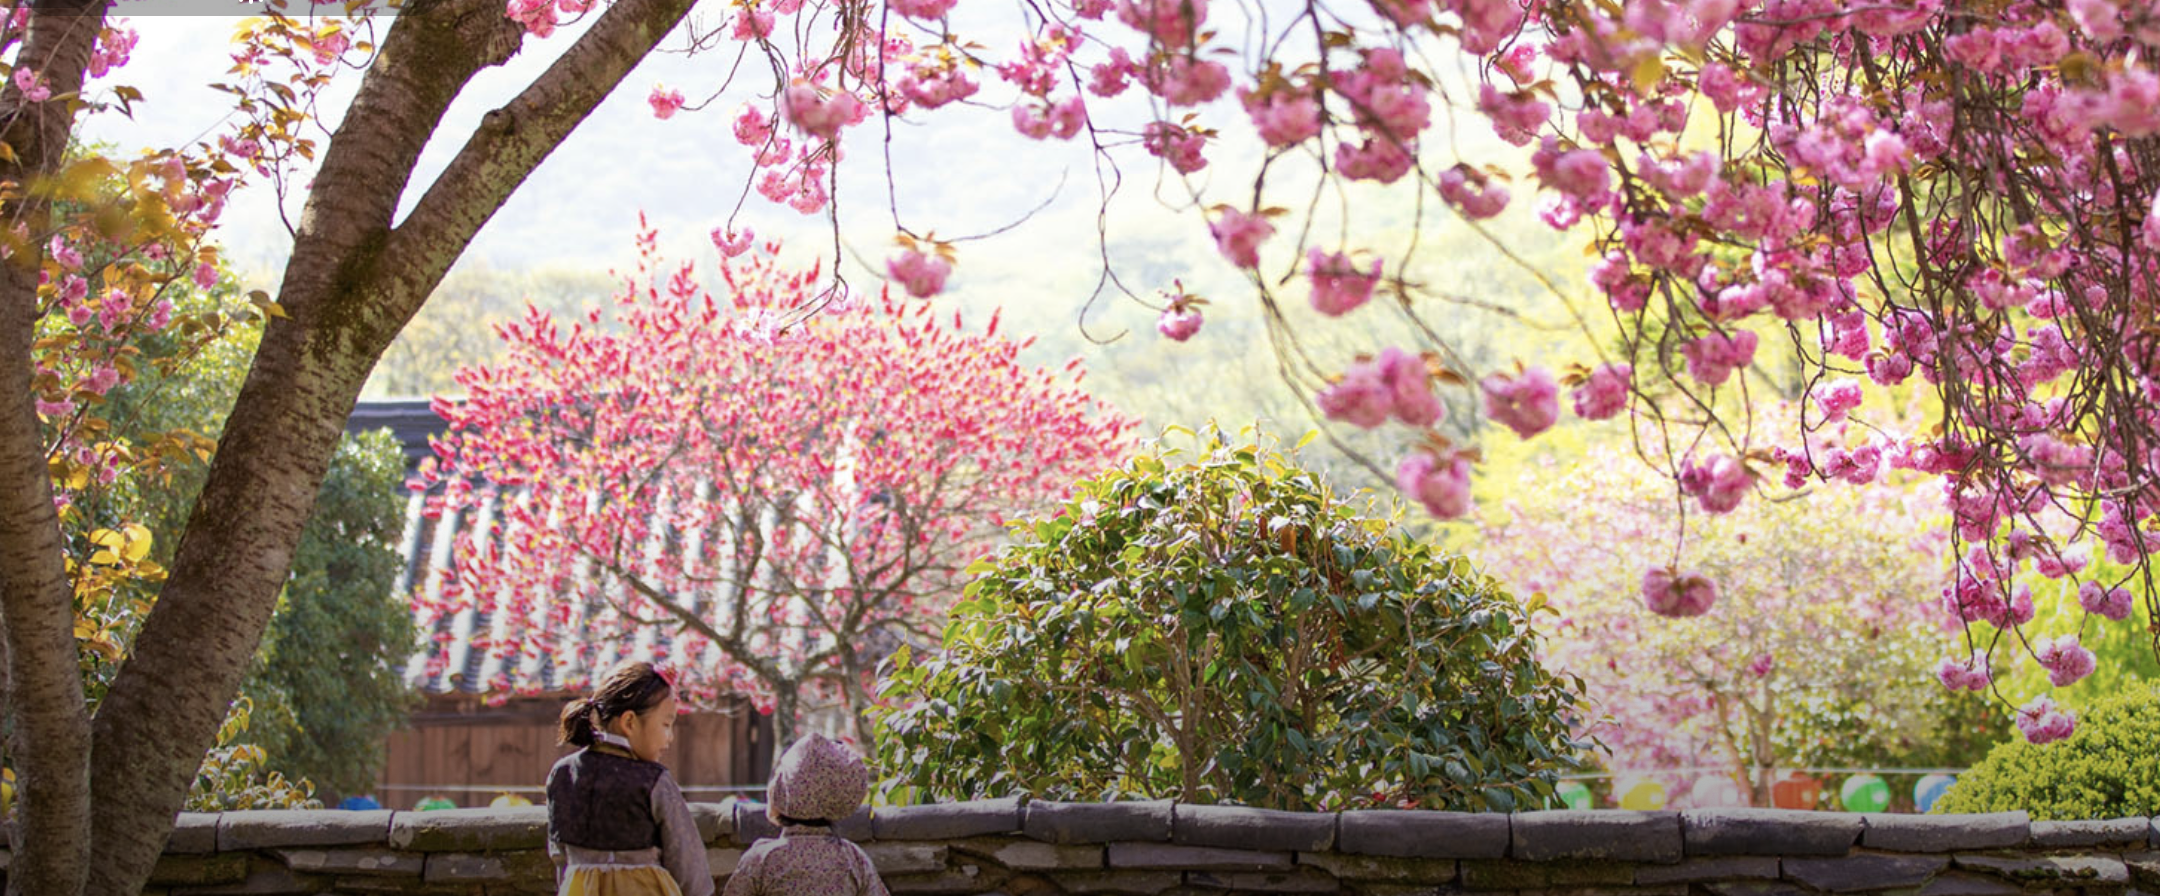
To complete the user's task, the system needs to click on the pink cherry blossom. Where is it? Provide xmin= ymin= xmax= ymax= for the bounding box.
xmin=1317 ymin=348 xmax=1441 ymax=428
xmin=734 ymin=105 xmax=774 ymax=145
xmin=2077 ymin=580 xmax=2134 ymax=621
xmin=1141 ymin=121 xmax=1207 ymax=173
xmin=648 ymin=85 xmax=686 ymax=119
xmin=13 ymin=67 xmax=49 ymax=103
xmin=1115 ymin=0 xmax=1207 ymax=48
xmin=1480 ymin=367 xmax=1560 ymax=439
xmin=1680 ymin=453 xmax=1753 ymax=514
xmin=2033 ymin=634 xmax=2097 ymax=688
xmin=1477 ymin=82 xmax=1549 ymax=146
xmin=84 ymin=364 xmax=120 ymax=396
xmin=1316 ymin=364 xmax=1391 ymax=428
xmin=1088 ymin=48 xmax=1135 ymax=96
xmin=1334 ymin=138 xmax=1415 ymax=184
xmin=1397 ymin=450 xmax=1473 ymax=518
xmin=1640 ymin=567 xmax=1717 ymax=617
xmin=890 ymin=0 xmax=957 ymax=19
xmin=782 ymin=84 xmax=862 ymax=142
xmin=1141 ymin=55 xmax=1231 ymax=106
xmin=192 ymin=262 xmax=218 ymax=290
xmin=900 ymin=64 xmax=978 ymax=109
xmin=2014 ymin=695 xmax=2077 ymax=745
xmin=1813 ymin=378 xmax=1864 ymax=423
xmin=1571 ymin=362 xmax=1632 ymax=420
xmin=1936 ymin=653 xmax=1991 ymax=692
xmin=1156 ymin=301 xmax=1203 ymax=341
xmin=1307 ymin=248 xmax=1382 ymax=316
xmin=1439 ymin=166 xmax=1510 ymax=220
xmin=885 ymin=249 xmax=951 ymax=298
xmin=1239 ymin=87 xmax=1322 ymax=148
xmin=731 ymin=8 xmax=776 ymax=39
xmin=1209 ymin=209 xmax=1273 ymax=269
xmin=49 ymin=236 xmax=82 ymax=271
xmin=711 ymin=227 xmax=755 ymax=258
xmin=1681 ymin=328 xmax=1759 ymax=386
xmin=1537 ymin=143 xmax=1611 ymax=200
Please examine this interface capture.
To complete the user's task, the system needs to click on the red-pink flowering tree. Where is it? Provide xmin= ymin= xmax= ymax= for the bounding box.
xmin=413 ymin=226 xmax=1133 ymax=747
xmin=1473 ymin=431 xmax=1997 ymax=806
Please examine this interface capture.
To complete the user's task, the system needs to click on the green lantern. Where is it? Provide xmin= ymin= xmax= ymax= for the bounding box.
xmin=1839 ymin=774 xmax=1891 ymax=813
xmin=414 ymin=795 xmax=458 ymax=811
xmin=1555 ymin=780 xmax=1594 ymax=810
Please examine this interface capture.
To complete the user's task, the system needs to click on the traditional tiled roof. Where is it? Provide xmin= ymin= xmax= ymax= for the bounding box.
xmin=347 ymin=398 xmax=706 ymax=697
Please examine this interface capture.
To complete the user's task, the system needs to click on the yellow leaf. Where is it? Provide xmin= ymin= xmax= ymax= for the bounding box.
xmin=88 ymin=528 xmax=125 ymax=550
xmin=1630 ymin=54 xmax=1667 ymax=94
xmin=85 ymin=635 xmax=124 ymax=661
xmin=122 ymin=523 xmax=152 ymax=562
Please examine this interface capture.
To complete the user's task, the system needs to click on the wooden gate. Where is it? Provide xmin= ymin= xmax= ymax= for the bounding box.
xmin=378 ymin=692 xmax=774 ymax=808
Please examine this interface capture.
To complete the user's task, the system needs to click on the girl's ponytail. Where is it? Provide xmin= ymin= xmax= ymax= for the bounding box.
xmin=559 ymin=661 xmax=673 ymax=748
xmin=559 ymin=697 xmax=598 ymax=747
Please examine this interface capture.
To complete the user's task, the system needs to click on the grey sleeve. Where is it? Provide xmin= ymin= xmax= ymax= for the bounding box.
xmin=652 ymin=772 xmax=716 ymax=896
xmin=548 ymin=831 xmax=567 ymax=890
xmin=855 ymin=842 xmax=890 ymax=896
xmin=546 ymin=768 xmax=568 ymax=889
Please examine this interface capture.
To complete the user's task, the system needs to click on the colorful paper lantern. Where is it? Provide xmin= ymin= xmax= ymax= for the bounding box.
xmin=337 ymin=795 xmax=382 ymax=811
xmin=1617 ymin=776 xmax=1668 ymax=810
xmin=1692 ymin=774 xmax=1744 ymax=808
xmin=415 ymin=795 xmax=457 ymax=811
xmin=1914 ymin=774 xmax=1956 ymax=813
xmin=1840 ymin=774 xmax=1892 ymax=813
xmin=490 ymin=792 xmax=534 ymax=808
xmin=1555 ymin=780 xmax=1594 ymax=810
xmin=1 ymin=767 xmax=14 ymax=818
xmin=1770 ymin=772 xmax=1821 ymax=810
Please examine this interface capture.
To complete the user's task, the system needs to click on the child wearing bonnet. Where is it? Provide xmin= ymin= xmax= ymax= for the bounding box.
xmin=722 ymin=733 xmax=888 ymax=896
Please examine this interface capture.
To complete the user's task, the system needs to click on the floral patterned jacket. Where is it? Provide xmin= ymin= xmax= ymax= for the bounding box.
xmin=721 ymin=734 xmax=887 ymax=896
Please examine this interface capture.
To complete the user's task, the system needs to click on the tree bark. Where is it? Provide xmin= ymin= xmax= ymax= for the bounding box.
xmin=74 ymin=0 xmax=696 ymax=891
xmin=771 ymin=685 xmax=800 ymax=750
xmin=0 ymin=1 xmax=115 ymax=893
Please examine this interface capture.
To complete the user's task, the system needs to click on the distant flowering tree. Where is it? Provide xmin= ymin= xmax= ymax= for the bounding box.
xmin=414 ymin=225 xmax=1133 ymax=745
xmin=1473 ymin=428 xmax=1995 ymax=805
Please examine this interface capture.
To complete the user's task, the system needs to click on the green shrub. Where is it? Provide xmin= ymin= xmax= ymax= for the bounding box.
xmin=874 ymin=426 xmax=1591 ymax=812
xmin=1931 ymin=682 xmax=2160 ymax=820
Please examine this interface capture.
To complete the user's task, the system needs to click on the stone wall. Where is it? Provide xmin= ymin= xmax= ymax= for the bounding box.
xmin=2 ymin=803 xmax=2155 ymax=895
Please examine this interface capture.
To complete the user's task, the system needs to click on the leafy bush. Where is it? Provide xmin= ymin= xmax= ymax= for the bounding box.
xmin=874 ymin=426 xmax=1590 ymax=811
xmin=185 ymin=698 xmax=321 ymax=811
xmin=1932 ymin=682 xmax=2159 ymax=820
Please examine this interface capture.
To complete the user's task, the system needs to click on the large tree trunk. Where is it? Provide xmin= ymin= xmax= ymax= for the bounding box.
xmin=0 ymin=0 xmax=699 ymax=891
xmin=0 ymin=1 xmax=118 ymax=893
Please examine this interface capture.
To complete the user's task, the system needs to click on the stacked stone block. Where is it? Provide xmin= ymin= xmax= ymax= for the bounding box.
xmin=0 ymin=802 xmax=2154 ymax=895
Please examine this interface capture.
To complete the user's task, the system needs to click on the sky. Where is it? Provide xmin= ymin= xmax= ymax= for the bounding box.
xmin=83 ymin=11 xmax=1248 ymax=307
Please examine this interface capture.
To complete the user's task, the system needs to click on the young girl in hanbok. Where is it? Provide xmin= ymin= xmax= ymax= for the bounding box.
xmin=546 ymin=661 xmax=713 ymax=896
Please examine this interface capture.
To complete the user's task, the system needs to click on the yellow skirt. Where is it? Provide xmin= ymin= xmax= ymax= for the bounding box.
xmin=560 ymin=865 xmax=685 ymax=896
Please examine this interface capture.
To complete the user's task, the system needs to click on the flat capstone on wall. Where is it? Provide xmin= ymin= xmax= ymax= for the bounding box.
xmin=0 ymin=802 xmax=2156 ymax=895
